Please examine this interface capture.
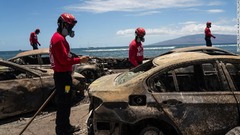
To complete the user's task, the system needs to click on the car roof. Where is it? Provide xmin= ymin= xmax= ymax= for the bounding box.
xmin=160 ymin=46 xmax=236 ymax=56
xmin=0 ymin=59 xmax=41 ymax=77
xmin=8 ymin=48 xmax=49 ymax=60
xmin=153 ymin=51 xmax=240 ymax=66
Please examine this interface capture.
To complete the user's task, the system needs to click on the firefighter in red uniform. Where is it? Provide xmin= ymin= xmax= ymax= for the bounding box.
xmin=129 ymin=27 xmax=146 ymax=67
xmin=49 ymin=13 xmax=89 ymax=135
xmin=205 ymin=21 xmax=216 ymax=47
xmin=29 ymin=29 xmax=41 ymax=50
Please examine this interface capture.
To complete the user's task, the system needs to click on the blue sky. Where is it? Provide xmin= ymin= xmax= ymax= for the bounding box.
xmin=0 ymin=0 xmax=237 ymax=51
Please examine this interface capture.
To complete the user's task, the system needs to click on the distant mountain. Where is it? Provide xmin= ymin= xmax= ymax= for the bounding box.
xmin=149 ymin=34 xmax=237 ymax=46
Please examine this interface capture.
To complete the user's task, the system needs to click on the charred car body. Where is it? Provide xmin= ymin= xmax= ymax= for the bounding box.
xmin=0 ymin=59 xmax=85 ymax=119
xmin=87 ymin=48 xmax=240 ymax=135
xmin=8 ymin=48 xmax=106 ymax=83
xmin=159 ymin=45 xmax=237 ymax=56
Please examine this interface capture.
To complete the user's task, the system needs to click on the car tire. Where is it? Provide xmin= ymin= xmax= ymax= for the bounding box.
xmin=139 ymin=126 xmax=164 ymax=135
xmin=80 ymin=69 xmax=97 ymax=83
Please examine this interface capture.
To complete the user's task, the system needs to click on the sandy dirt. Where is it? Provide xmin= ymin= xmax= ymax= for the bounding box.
xmin=0 ymin=96 xmax=90 ymax=135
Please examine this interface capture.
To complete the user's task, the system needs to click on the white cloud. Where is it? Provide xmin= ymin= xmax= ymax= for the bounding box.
xmin=64 ymin=0 xmax=201 ymax=13
xmin=207 ymin=9 xmax=225 ymax=13
xmin=179 ymin=21 xmax=198 ymax=25
xmin=214 ymin=17 xmax=236 ymax=25
xmin=116 ymin=29 xmax=134 ymax=36
xmin=127 ymin=11 xmax=161 ymax=16
xmin=116 ymin=22 xmax=236 ymax=37
xmin=179 ymin=23 xmax=204 ymax=34
xmin=213 ymin=25 xmax=237 ymax=34
xmin=207 ymin=1 xmax=224 ymax=6
xmin=184 ymin=8 xmax=225 ymax=14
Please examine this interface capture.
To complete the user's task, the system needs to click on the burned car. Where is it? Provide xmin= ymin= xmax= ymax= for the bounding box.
xmin=91 ymin=46 xmax=236 ymax=71
xmin=87 ymin=50 xmax=240 ymax=135
xmin=8 ymin=48 xmax=106 ymax=83
xmin=0 ymin=59 xmax=85 ymax=119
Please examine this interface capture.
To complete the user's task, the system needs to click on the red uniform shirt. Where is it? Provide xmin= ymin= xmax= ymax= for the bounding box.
xmin=129 ymin=39 xmax=144 ymax=67
xmin=49 ymin=32 xmax=80 ymax=72
xmin=29 ymin=32 xmax=40 ymax=44
xmin=205 ymin=27 xmax=214 ymax=38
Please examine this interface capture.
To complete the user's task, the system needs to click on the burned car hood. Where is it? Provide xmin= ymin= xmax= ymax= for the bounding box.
xmin=89 ymin=72 xmax=145 ymax=102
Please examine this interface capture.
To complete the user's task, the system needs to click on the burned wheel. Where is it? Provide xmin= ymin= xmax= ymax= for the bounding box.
xmin=139 ymin=126 xmax=164 ymax=135
xmin=80 ymin=69 xmax=97 ymax=83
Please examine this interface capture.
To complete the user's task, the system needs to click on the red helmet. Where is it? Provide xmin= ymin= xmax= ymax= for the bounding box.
xmin=206 ymin=21 xmax=211 ymax=25
xmin=135 ymin=27 xmax=146 ymax=37
xmin=58 ymin=13 xmax=77 ymax=26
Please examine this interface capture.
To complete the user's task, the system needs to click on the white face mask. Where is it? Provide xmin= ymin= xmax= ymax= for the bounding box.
xmin=137 ymin=37 xmax=141 ymax=42
xmin=137 ymin=37 xmax=145 ymax=42
xmin=62 ymin=28 xmax=68 ymax=37
xmin=62 ymin=28 xmax=75 ymax=38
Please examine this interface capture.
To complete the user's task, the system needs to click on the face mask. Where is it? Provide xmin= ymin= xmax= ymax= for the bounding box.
xmin=62 ymin=28 xmax=68 ymax=37
xmin=69 ymin=31 xmax=75 ymax=38
xmin=136 ymin=37 xmax=145 ymax=42
xmin=136 ymin=37 xmax=141 ymax=42
xmin=62 ymin=28 xmax=75 ymax=37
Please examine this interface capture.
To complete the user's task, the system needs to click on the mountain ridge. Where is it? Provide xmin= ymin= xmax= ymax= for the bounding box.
xmin=148 ymin=34 xmax=237 ymax=46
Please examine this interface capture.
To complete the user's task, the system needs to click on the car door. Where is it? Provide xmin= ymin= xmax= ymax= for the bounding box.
xmin=149 ymin=60 xmax=239 ymax=135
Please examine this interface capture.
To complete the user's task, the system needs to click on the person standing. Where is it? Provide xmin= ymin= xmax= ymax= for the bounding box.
xmin=129 ymin=27 xmax=146 ymax=67
xmin=49 ymin=13 xmax=89 ymax=135
xmin=29 ymin=29 xmax=41 ymax=50
xmin=205 ymin=21 xmax=216 ymax=47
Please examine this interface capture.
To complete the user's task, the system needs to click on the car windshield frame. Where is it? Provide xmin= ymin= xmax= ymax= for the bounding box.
xmin=115 ymin=59 xmax=154 ymax=85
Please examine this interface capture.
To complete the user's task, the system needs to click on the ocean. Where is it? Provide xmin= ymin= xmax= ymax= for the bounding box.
xmin=0 ymin=44 xmax=239 ymax=60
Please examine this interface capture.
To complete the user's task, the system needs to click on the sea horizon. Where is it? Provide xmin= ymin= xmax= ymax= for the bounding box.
xmin=0 ymin=43 xmax=239 ymax=60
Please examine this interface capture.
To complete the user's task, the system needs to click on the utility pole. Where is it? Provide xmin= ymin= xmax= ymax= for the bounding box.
xmin=238 ymin=0 xmax=240 ymax=52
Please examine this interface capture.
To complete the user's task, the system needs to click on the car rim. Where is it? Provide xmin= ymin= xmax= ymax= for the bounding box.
xmin=81 ymin=70 xmax=96 ymax=83
xmin=139 ymin=126 xmax=164 ymax=135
